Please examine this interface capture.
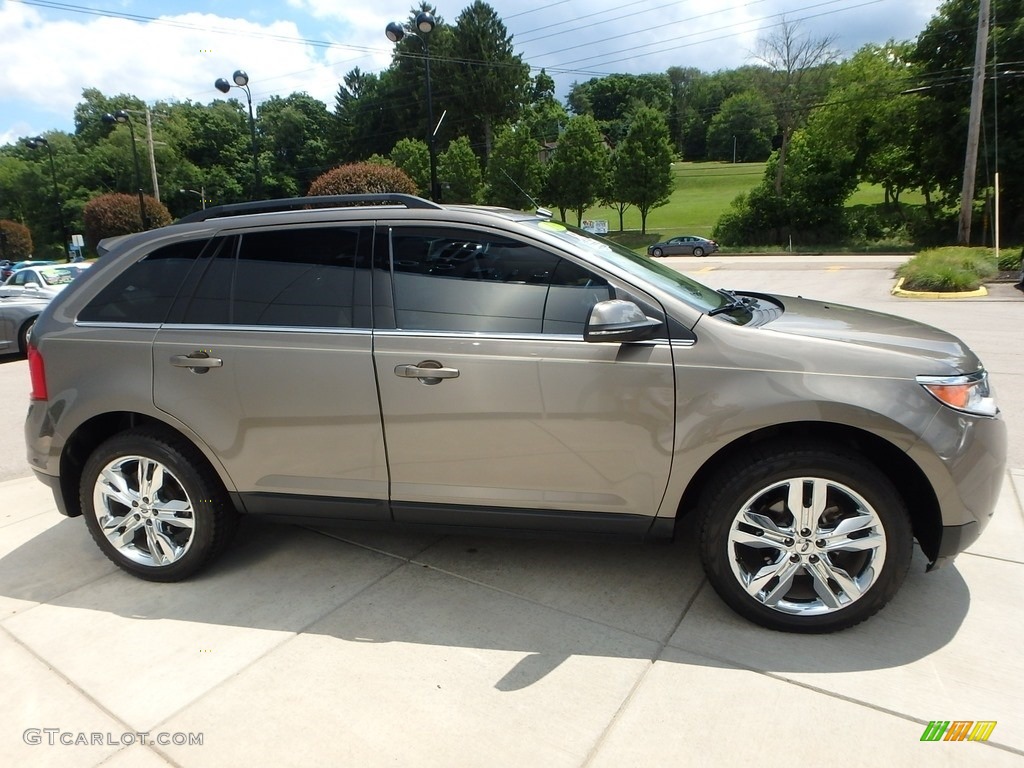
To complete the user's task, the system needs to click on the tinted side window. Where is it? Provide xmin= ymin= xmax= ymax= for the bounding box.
xmin=79 ymin=239 xmax=206 ymax=323
xmin=390 ymin=229 xmax=611 ymax=334
xmin=181 ymin=227 xmax=371 ymax=328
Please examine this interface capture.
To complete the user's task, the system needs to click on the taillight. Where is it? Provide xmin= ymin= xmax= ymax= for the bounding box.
xmin=28 ymin=344 xmax=48 ymax=401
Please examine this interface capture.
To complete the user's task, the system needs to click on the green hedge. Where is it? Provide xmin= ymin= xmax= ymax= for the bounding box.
xmin=896 ymin=247 xmax=998 ymax=292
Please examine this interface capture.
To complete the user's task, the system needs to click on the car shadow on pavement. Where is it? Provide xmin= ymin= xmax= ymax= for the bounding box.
xmin=0 ymin=513 xmax=970 ymax=687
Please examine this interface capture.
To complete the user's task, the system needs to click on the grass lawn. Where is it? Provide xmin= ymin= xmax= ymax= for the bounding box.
xmin=577 ymin=161 xmax=927 ymax=251
xmin=582 ymin=162 xmax=764 ymax=241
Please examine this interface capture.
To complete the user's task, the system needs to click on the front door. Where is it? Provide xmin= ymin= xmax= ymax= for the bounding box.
xmin=373 ymin=225 xmax=675 ymax=531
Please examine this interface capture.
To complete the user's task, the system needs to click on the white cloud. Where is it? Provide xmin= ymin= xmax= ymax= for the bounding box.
xmin=0 ymin=3 xmax=387 ymax=138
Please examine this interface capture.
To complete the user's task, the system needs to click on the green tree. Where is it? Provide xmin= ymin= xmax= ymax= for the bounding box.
xmin=911 ymin=0 xmax=1024 ymax=240
xmin=567 ymin=73 xmax=673 ymax=145
xmin=543 ymin=115 xmax=609 ymax=225
xmin=258 ymin=93 xmax=333 ymax=197
xmin=753 ymin=18 xmax=840 ymax=196
xmin=437 ymin=137 xmax=482 ymax=203
xmin=390 ymin=138 xmax=431 ymax=196
xmin=714 ymin=129 xmax=858 ymax=245
xmin=333 ymin=68 xmax=407 ymax=164
xmin=612 ymin=108 xmax=674 ymax=235
xmin=810 ymin=43 xmax=920 ymax=206
xmin=706 ymin=92 xmax=776 ymax=162
xmin=484 ymin=124 xmax=544 ymax=210
xmin=73 ymin=88 xmax=145 ymax=145
xmin=666 ymin=66 xmax=702 ymax=157
xmin=600 ymin=152 xmax=633 ymax=232
xmin=11 ymin=132 xmax=80 ymax=258
xmin=448 ymin=1 xmax=531 ymax=161
xmin=522 ymin=69 xmax=568 ymax=146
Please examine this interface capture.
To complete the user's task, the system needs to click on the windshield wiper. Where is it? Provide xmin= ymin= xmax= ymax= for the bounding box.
xmin=707 ymin=289 xmax=756 ymax=316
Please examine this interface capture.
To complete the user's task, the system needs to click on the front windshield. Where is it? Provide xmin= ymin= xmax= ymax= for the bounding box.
xmin=528 ymin=219 xmax=730 ymax=314
xmin=39 ymin=266 xmax=85 ymax=286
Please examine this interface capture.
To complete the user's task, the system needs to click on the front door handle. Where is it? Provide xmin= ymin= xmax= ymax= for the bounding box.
xmin=171 ymin=351 xmax=223 ymax=374
xmin=394 ymin=361 xmax=460 ymax=385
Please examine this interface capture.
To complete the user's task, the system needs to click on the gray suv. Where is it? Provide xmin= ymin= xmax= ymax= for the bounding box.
xmin=24 ymin=194 xmax=1006 ymax=633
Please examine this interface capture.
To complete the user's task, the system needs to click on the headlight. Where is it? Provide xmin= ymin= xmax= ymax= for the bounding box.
xmin=917 ymin=371 xmax=997 ymax=417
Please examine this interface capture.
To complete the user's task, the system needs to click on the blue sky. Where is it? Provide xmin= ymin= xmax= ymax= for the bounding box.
xmin=1 ymin=0 xmax=944 ymax=146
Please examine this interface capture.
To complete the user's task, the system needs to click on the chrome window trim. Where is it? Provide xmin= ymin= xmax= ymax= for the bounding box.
xmin=75 ymin=321 xmax=372 ymax=335
xmin=75 ymin=322 xmax=163 ymax=330
xmin=373 ymin=328 xmax=673 ymax=345
xmin=159 ymin=323 xmax=372 ymax=334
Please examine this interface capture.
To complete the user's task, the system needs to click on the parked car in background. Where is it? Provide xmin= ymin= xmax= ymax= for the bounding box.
xmin=0 ymin=263 xmax=90 ymax=300
xmin=647 ymin=236 xmax=719 ymax=258
xmin=2 ymin=259 xmax=57 ymax=281
xmin=0 ymin=293 xmax=49 ymax=355
xmin=24 ymin=193 xmax=1006 ymax=633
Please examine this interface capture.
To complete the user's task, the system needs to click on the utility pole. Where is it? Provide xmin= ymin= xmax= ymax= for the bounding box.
xmin=957 ymin=0 xmax=991 ymax=245
xmin=144 ymin=107 xmax=160 ymax=202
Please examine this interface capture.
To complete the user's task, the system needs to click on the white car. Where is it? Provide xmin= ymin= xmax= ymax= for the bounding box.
xmin=0 ymin=263 xmax=90 ymax=300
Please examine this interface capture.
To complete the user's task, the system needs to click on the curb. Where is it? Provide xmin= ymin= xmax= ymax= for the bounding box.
xmin=890 ymin=277 xmax=988 ymax=299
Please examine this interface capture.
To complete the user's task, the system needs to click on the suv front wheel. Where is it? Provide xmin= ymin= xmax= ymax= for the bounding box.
xmin=699 ymin=443 xmax=913 ymax=632
xmin=80 ymin=428 xmax=238 ymax=581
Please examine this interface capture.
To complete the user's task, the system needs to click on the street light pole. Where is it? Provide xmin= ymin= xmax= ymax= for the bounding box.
xmin=215 ymin=70 xmax=262 ymax=199
xmin=103 ymin=110 xmax=149 ymax=230
xmin=386 ymin=12 xmax=440 ymax=202
xmin=24 ymin=136 xmax=71 ymax=260
xmin=180 ymin=187 xmax=206 ymax=210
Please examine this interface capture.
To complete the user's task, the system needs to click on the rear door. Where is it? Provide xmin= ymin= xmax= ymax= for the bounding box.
xmin=152 ymin=223 xmax=389 ymax=520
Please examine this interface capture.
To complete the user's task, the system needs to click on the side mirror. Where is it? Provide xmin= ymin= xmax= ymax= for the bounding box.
xmin=584 ymin=300 xmax=661 ymax=343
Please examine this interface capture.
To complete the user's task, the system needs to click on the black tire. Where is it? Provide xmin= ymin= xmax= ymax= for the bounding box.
xmin=18 ymin=317 xmax=36 ymax=355
xmin=693 ymin=246 xmax=705 ymax=257
xmin=651 ymin=247 xmax=663 ymax=258
xmin=698 ymin=442 xmax=912 ymax=633
xmin=80 ymin=428 xmax=238 ymax=582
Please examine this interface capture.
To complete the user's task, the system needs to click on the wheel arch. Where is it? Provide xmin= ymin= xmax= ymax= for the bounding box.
xmin=674 ymin=421 xmax=942 ymax=562
xmin=17 ymin=314 xmax=39 ymax=354
xmin=58 ymin=411 xmax=237 ymax=518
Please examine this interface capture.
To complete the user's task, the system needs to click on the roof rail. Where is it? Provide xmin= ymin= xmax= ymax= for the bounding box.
xmin=176 ymin=193 xmax=442 ymax=224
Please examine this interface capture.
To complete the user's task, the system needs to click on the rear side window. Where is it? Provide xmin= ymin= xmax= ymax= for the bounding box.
xmin=180 ymin=226 xmax=371 ymax=328
xmin=79 ymin=240 xmax=206 ymax=323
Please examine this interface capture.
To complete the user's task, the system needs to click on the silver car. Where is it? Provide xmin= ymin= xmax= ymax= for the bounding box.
xmin=24 ymin=194 xmax=1006 ymax=633
xmin=0 ymin=294 xmax=49 ymax=355
xmin=647 ymin=235 xmax=719 ymax=258
xmin=0 ymin=263 xmax=90 ymax=300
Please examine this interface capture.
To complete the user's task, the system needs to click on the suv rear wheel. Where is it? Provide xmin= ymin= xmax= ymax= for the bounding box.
xmin=699 ymin=443 xmax=912 ymax=632
xmin=80 ymin=428 xmax=238 ymax=581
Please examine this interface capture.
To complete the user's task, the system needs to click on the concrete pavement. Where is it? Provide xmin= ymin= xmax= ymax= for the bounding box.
xmin=2 ymin=257 xmax=1023 ymax=767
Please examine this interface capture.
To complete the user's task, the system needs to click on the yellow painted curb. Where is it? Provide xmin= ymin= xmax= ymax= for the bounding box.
xmin=890 ymin=277 xmax=988 ymax=299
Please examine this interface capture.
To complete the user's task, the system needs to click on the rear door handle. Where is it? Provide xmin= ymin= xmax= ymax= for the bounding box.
xmin=171 ymin=352 xmax=223 ymax=374
xmin=394 ymin=361 xmax=459 ymax=385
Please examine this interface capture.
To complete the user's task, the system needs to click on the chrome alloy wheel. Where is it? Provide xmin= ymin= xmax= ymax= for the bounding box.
xmin=726 ymin=476 xmax=887 ymax=616
xmin=92 ymin=455 xmax=196 ymax=567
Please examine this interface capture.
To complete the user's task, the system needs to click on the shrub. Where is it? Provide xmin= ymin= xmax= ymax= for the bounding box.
xmin=82 ymin=193 xmax=172 ymax=250
xmin=896 ymin=247 xmax=998 ymax=292
xmin=0 ymin=220 xmax=33 ymax=261
xmin=997 ymin=248 xmax=1022 ymax=271
xmin=307 ymin=163 xmax=417 ymax=197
